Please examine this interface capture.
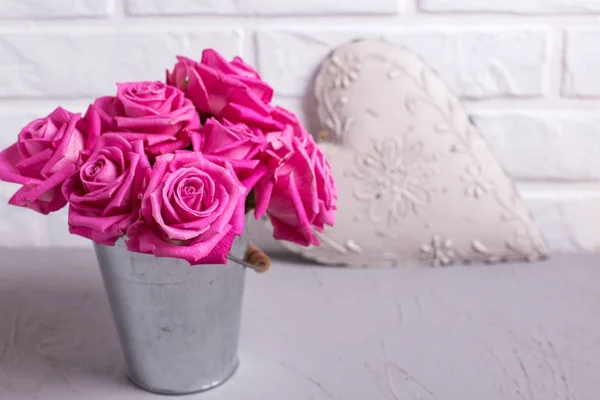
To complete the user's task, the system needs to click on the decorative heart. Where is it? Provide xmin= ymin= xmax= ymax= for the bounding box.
xmin=280 ymin=40 xmax=549 ymax=267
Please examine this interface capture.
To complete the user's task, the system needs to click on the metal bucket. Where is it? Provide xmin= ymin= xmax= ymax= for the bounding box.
xmin=94 ymin=234 xmax=248 ymax=395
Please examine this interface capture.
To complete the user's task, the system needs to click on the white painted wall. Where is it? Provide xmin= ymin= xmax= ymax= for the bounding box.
xmin=1 ymin=0 xmax=599 ymax=251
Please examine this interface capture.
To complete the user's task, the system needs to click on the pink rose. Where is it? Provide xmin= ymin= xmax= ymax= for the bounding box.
xmin=254 ymin=127 xmax=337 ymax=246
xmin=93 ymin=81 xmax=200 ymax=155
xmin=167 ymin=51 xmax=281 ymax=131
xmin=192 ymin=118 xmax=266 ymax=187
xmin=269 ymin=106 xmax=313 ymax=139
xmin=201 ymin=49 xmax=273 ymax=103
xmin=126 ymin=152 xmax=247 ymax=265
xmin=62 ymin=134 xmax=151 ymax=245
xmin=305 ymin=135 xmax=337 ymax=231
xmin=270 ymin=105 xmax=299 ymax=127
xmin=0 ymin=107 xmax=98 ymax=214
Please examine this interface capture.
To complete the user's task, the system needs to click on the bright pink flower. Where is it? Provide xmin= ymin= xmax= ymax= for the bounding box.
xmin=192 ymin=118 xmax=267 ymax=187
xmin=126 ymin=152 xmax=247 ymax=265
xmin=92 ymin=81 xmax=200 ymax=155
xmin=167 ymin=51 xmax=281 ymax=131
xmin=254 ymin=127 xmax=337 ymax=246
xmin=305 ymin=135 xmax=337 ymax=231
xmin=0 ymin=107 xmax=98 ymax=214
xmin=270 ymin=105 xmax=299 ymax=127
xmin=62 ymin=134 xmax=151 ymax=245
xmin=201 ymin=49 xmax=273 ymax=103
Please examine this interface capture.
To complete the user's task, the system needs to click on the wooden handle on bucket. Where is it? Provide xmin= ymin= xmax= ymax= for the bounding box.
xmin=243 ymin=242 xmax=271 ymax=273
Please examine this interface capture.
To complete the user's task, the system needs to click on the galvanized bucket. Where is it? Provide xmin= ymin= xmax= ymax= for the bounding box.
xmin=94 ymin=234 xmax=248 ymax=395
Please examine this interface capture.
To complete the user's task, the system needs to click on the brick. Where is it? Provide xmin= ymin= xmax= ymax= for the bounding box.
xmin=0 ymin=182 xmax=89 ymax=247
xmin=0 ymin=0 xmax=112 ymax=19
xmin=563 ymin=29 xmax=600 ymax=97
xmin=256 ymin=30 xmax=546 ymax=98
xmin=0 ymin=30 xmax=242 ymax=98
xmin=126 ymin=0 xmax=236 ymax=15
xmin=472 ymin=113 xmax=600 ymax=181
xmin=0 ymin=183 xmax=47 ymax=247
xmin=0 ymin=111 xmax=38 ymax=148
xmin=419 ymin=0 xmax=600 ymax=14
xmin=126 ymin=0 xmax=398 ymax=15
xmin=46 ymin=208 xmax=91 ymax=248
xmin=521 ymin=188 xmax=600 ymax=253
xmin=0 ymin=105 xmax=94 ymax=147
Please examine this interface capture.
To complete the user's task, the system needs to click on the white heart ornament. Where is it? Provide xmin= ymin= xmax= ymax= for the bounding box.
xmin=279 ymin=40 xmax=549 ymax=267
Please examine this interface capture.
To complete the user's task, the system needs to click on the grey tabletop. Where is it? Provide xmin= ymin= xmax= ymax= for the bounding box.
xmin=0 ymin=248 xmax=598 ymax=400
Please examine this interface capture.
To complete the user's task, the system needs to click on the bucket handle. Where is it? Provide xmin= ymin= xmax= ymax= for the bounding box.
xmin=227 ymin=242 xmax=271 ymax=273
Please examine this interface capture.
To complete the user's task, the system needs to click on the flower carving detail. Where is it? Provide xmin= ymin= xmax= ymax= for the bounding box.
xmin=328 ymin=53 xmax=361 ymax=89
xmin=420 ymin=235 xmax=455 ymax=266
xmin=462 ymin=164 xmax=492 ymax=199
xmin=353 ymin=137 xmax=434 ymax=224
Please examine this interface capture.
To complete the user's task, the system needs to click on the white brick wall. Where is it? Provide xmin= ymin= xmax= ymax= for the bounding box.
xmin=126 ymin=0 xmax=399 ymax=15
xmin=1 ymin=0 xmax=113 ymax=19
xmin=0 ymin=30 xmax=242 ymax=98
xmin=0 ymin=0 xmax=599 ymax=253
xmin=419 ymin=0 xmax=600 ymax=14
xmin=563 ymin=29 xmax=600 ymax=97
xmin=473 ymin=113 xmax=600 ymax=181
xmin=257 ymin=29 xmax=547 ymax=98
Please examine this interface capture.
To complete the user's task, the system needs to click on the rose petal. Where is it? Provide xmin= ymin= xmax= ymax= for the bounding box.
xmin=9 ymin=163 xmax=75 ymax=214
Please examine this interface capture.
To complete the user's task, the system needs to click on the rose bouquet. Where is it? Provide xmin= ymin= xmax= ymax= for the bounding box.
xmin=0 ymin=49 xmax=337 ymax=266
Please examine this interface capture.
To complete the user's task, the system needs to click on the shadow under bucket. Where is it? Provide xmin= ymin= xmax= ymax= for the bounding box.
xmin=94 ymin=235 xmax=248 ymax=395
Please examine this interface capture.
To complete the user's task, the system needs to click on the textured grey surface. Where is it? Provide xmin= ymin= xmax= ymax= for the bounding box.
xmin=0 ymin=249 xmax=599 ymax=399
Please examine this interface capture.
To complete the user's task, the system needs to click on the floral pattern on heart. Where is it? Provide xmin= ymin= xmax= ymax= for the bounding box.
xmin=352 ymin=136 xmax=435 ymax=224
